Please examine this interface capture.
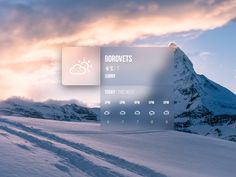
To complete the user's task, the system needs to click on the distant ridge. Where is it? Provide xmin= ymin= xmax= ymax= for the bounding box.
xmin=0 ymin=97 xmax=98 ymax=121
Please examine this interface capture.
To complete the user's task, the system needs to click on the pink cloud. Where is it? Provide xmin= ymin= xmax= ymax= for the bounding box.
xmin=1 ymin=0 xmax=236 ymax=101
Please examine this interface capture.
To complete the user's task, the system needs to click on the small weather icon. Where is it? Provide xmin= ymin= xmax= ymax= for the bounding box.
xmin=69 ymin=58 xmax=92 ymax=75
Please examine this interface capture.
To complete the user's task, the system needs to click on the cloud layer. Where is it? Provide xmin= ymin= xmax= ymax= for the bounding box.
xmin=0 ymin=0 xmax=236 ymax=101
xmin=1 ymin=0 xmax=236 ymax=45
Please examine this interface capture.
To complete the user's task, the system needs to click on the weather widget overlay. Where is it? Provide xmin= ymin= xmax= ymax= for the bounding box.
xmin=62 ymin=47 xmax=174 ymax=130
xmin=62 ymin=47 xmax=100 ymax=86
xmin=101 ymin=47 xmax=174 ymax=130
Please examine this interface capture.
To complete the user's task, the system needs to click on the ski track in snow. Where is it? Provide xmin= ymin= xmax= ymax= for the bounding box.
xmin=0 ymin=117 xmax=165 ymax=177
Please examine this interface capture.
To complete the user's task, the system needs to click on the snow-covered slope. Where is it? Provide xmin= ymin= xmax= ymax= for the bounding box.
xmin=173 ymin=45 xmax=236 ymax=141
xmin=1 ymin=115 xmax=236 ymax=177
xmin=0 ymin=97 xmax=98 ymax=121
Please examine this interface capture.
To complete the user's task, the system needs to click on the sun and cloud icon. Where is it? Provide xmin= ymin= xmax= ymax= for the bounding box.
xmin=69 ymin=58 xmax=92 ymax=75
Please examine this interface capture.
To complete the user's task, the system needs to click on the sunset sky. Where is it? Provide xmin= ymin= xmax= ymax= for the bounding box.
xmin=0 ymin=0 xmax=236 ymax=106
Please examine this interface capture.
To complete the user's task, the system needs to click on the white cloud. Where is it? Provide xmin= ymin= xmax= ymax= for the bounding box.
xmin=199 ymin=52 xmax=212 ymax=60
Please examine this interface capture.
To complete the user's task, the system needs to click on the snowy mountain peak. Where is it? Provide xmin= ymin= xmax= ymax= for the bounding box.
xmin=174 ymin=47 xmax=236 ymax=114
xmin=173 ymin=47 xmax=236 ymax=141
xmin=168 ymin=42 xmax=178 ymax=49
